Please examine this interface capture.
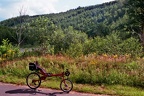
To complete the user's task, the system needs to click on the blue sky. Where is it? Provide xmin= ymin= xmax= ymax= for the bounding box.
xmin=0 ymin=0 xmax=114 ymax=21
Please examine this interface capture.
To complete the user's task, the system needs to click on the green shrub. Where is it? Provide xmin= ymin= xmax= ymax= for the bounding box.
xmin=83 ymin=33 xmax=143 ymax=57
xmin=66 ymin=43 xmax=83 ymax=58
xmin=120 ymin=37 xmax=143 ymax=57
xmin=0 ymin=39 xmax=20 ymax=62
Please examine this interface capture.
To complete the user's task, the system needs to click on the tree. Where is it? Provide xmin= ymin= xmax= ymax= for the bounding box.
xmin=126 ymin=0 xmax=144 ymax=46
xmin=49 ymin=26 xmax=88 ymax=54
xmin=0 ymin=26 xmax=15 ymax=44
xmin=12 ymin=7 xmax=29 ymax=47
xmin=50 ymin=28 xmax=65 ymax=53
xmin=29 ymin=16 xmax=55 ymax=45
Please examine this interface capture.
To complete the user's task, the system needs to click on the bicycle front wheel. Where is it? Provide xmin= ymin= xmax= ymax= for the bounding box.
xmin=60 ymin=79 xmax=73 ymax=92
xmin=26 ymin=72 xmax=41 ymax=89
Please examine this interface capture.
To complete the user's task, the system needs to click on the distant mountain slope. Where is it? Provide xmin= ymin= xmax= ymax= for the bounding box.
xmin=0 ymin=0 xmax=128 ymax=37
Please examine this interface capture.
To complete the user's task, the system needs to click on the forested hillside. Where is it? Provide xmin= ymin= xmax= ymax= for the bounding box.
xmin=0 ymin=0 xmax=143 ymax=57
xmin=0 ymin=1 xmax=129 ymax=37
xmin=47 ymin=1 xmax=128 ymax=37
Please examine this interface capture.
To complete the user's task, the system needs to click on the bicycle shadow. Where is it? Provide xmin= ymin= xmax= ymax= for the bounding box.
xmin=5 ymin=88 xmax=68 ymax=96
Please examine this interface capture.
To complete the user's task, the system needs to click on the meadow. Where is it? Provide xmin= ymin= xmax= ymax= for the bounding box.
xmin=0 ymin=38 xmax=144 ymax=96
xmin=0 ymin=53 xmax=144 ymax=96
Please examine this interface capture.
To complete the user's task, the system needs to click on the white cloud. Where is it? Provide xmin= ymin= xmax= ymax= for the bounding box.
xmin=0 ymin=0 xmax=115 ymax=21
xmin=0 ymin=0 xmax=58 ymax=20
xmin=24 ymin=0 xmax=58 ymax=15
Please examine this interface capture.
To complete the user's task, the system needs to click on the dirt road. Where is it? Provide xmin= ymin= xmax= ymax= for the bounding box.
xmin=0 ymin=82 xmax=110 ymax=96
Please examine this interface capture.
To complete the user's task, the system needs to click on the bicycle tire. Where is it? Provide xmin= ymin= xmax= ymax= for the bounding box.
xmin=60 ymin=79 xmax=73 ymax=92
xmin=26 ymin=72 xmax=41 ymax=89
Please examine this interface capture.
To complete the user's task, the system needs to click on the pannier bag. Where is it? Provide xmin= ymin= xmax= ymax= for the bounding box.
xmin=29 ymin=63 xmax=37 ymax=71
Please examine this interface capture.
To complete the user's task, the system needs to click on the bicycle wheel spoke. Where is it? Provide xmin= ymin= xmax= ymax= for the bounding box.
xmin=26 ymin=73 xmax=41 ymax=89
xmin=60 ymin=79 xmax=73 ymax=92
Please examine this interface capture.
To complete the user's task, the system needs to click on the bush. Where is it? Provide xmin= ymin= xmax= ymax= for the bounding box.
xmin=83 ymin=33 xmax=143 ymax=57
xmin=0 ymin=39 xmax=19 ymax=62
xmin=66 ymin=43 xmax=83 ymax=58
xmin=120 ymin=37 xmax=143 ymax=57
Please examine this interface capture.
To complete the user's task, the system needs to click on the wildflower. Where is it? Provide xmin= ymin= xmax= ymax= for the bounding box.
xmin=102 ymin=53 xmax=107 ymax=57
xmin=3 ymin=54 xmax=7 ymax=57
xmin=2 ymin=58 xmax=6 ymax=61
xmin=8 ymin=49 xmax=12 ymax=53
xmin=137 ymin=57 xmax=140 ymax=60
xmin=125 ymin=54 xmax=130 ymax=58
xmin=113 ymin=54 xmax=118 ymax=58
xmin=13 ymin=51 xmax=15 ymax=55
xmin=89 ymin=60 xmax=97 ymax=65
xmin=93 ymin=52 xmax=97 ymax=56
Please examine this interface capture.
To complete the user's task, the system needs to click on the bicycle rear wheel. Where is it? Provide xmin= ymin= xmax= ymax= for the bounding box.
xmin=26 ymin=72 xmax=41 ymax=89
xmin=60 ymin=79 xmax=73 ymax=92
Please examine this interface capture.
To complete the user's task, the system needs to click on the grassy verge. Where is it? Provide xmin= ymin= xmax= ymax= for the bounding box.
xmin=0 ymin=55 xmax=144 ymax=96
xmin=0 ymin=74 xmax=144 ymax=96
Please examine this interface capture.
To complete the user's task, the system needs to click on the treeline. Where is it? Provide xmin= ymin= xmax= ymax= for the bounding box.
xmin=0 ymin=16 xmax=142 ymax=58
xmin=0 ymin=0 xmax=130 ymax=38
xmin=0 ymin=26 xmax=16 ymax=44
xmin=0 ymin=0 xmax=143 ymax=58
xmin=47 ymin=0 xmax=128 ymax=38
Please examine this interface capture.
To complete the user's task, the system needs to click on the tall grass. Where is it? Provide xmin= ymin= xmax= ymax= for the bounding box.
xmin=0 ymin=54 xmax=144 ymax=87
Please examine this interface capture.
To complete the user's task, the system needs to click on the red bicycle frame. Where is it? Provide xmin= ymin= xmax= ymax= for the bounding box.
xmin=32 ymin=62 xmax=68 ymax=83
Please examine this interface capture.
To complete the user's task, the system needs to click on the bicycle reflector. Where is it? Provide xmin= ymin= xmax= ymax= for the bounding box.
xmin=29 ymin=63 xmax=37 ymax=71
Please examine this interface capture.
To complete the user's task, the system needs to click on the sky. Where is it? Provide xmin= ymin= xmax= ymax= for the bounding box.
xmin=0 ymin=0 xmax=114 ymax=21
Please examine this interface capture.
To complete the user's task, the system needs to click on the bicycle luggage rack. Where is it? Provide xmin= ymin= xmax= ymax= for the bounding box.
xmin=29 ymin=63 xmax=37 ymax=71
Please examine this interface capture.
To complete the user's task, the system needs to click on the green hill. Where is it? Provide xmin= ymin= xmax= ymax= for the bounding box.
xmin=0 ymin=1 xmax=129 ymax=38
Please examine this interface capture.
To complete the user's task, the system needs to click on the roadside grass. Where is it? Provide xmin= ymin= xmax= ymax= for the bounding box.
xmin=0 ymin=74 xmax=144 ymax=96
xmin=0 ymin=55 xmax=144 ymax=96
xmin=108 ymin=85 xmax=144 ymax=96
